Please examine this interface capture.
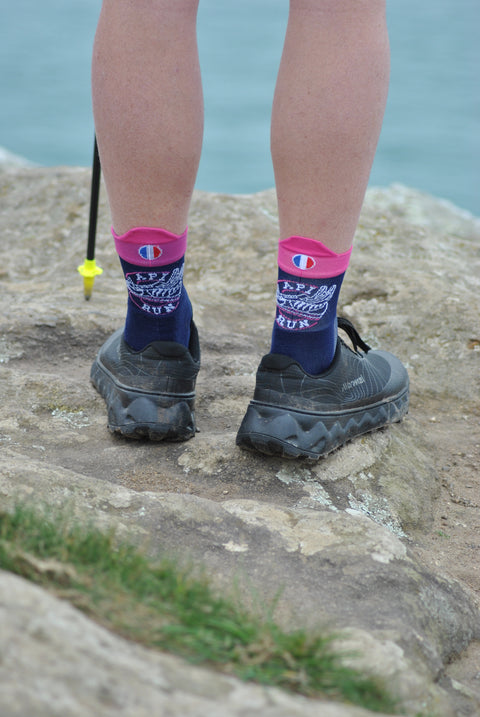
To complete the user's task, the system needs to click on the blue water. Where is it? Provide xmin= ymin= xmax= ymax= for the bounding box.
xmin=2 ymin=0 xmax=479 ymax=215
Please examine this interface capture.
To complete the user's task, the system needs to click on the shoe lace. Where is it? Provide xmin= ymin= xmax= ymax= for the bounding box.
xmin=338 ymin=317 xmax=371 ymax=354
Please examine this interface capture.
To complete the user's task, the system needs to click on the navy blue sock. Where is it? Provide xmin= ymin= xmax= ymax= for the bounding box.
xmin=270 ymin=268 xmax=345 ymax=374
xmin=120 ymin=255 xmax=192 ymax=351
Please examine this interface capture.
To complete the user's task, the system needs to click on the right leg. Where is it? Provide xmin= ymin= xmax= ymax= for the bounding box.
xmin=268 ymin=0 xmax=390 ymax=375
xmin=271 ymin=0 xmax=390 ymax=252
xmin=237 ymin=0 xmax=409 ymax=459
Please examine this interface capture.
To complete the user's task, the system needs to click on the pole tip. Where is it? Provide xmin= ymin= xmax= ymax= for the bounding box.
xmin=78 ymin=259 xmax=103 ymax=300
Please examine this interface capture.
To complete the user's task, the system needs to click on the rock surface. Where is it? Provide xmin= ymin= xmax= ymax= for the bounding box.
xmin=1 ymin=167 xmax=480 ymax=716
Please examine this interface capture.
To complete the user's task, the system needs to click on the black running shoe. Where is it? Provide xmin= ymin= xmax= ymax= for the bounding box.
xmin=91 ymin=322 xmax=200 ymax=441
xmin=236 ymin=318 xmax=409 ymax=459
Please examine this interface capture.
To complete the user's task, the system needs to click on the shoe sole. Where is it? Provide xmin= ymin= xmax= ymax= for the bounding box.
xmin=236 ymin=385 xmax=409 ymax=460
xmin=91 ymin=359 xmax=196 ymax=441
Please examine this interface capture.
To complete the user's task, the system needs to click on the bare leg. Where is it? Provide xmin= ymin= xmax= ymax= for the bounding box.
xmin=91 ymin=0 xmax=203 ymax=235
xmin=271 ymin=0 xmax=390 ymax=252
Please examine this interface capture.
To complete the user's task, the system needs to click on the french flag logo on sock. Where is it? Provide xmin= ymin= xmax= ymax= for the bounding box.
xmin=292 ymin=254 xmax=316 ymax=271
xmin=138 ymin=245 xmax=163 ymax=261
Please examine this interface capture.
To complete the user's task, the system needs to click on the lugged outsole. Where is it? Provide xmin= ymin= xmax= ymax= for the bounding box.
xmin=91 ymin=360 xmax=196 ymax=442
xmin=236 ymin=386 xmax=409 ymax=460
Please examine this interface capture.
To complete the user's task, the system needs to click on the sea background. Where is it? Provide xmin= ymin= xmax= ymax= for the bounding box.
xmin=1 ymin=0 xmax=479 ymax=215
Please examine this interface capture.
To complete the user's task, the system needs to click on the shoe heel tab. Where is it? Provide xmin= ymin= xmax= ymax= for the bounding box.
xmin=142 ymin=341 xmax=188 ymax=359
xmin=127 ymin=320 xmax=200 ymax=362
xmin=259 ymin=353 xmax=299 ymax=371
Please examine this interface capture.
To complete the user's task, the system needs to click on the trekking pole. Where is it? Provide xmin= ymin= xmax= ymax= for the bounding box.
xmin=78 ymin=135 xmax=103 ymax=299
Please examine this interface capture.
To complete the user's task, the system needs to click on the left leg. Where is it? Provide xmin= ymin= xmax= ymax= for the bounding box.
xmin=90 ymin=0 xmax=203 ymax=441
xmin=92 ymin=0 xmax=203 ymax=236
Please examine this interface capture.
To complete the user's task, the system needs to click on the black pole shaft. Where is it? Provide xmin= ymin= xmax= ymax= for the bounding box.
xmin=86 ymin=136 xmax=101 ymax=261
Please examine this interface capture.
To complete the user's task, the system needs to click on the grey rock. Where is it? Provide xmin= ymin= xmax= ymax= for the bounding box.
xmin=1 ymin=167 xmax=480 ymax=716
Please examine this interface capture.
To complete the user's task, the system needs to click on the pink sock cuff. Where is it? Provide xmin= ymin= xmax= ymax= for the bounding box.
xmin=278 ymin=236 xmax=352 ymax=278
xmin=112 ymin=226 xmax=188 ymax=267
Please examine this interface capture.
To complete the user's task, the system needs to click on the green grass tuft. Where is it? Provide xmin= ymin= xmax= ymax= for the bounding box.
xmin=0 ymin=503 xmax=400 ymax=714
